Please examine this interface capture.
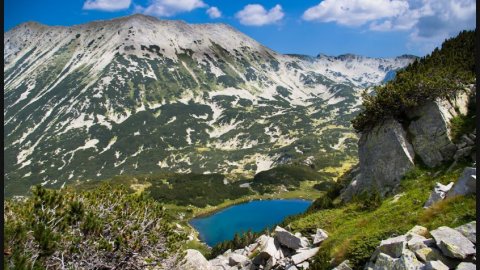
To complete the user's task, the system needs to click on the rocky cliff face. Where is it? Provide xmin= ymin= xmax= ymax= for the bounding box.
xmin=407 ymin=90 xmax=472 ymax=168
xmin=342 ymin=119 xmax=415 ymax=199
xmin=342 ymin=86 xmax=475 ymax=201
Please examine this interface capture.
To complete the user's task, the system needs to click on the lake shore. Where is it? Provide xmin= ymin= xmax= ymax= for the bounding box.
xmin=189 ymin=199 xmax=313 ymax=247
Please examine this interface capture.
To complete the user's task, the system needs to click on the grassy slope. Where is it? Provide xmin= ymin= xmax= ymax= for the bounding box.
xmin=284 ymin=162 xmax=476 ymax=269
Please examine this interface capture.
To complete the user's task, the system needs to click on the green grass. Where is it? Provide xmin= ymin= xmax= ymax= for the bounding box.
xmin=286 ymin=163 xmax=476 ymax=269
xmin=449 ymin=114 xmax=476 ymax=143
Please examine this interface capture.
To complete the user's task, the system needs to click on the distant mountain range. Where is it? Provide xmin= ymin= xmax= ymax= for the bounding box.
xmin=3 ymin=14 xmax=416 ymax=196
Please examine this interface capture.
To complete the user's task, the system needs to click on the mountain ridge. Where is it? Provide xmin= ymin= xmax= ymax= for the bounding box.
xmin=4 ymin=15 xmax=415 ymax=196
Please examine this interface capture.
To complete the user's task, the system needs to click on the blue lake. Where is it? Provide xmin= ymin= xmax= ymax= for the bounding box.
xmin=190 ymin=199 xmax=312 ymax=246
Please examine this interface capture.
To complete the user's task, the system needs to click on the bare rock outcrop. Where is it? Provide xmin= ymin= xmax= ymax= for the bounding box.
xmin=406 ymin=90 xmax=471 ymax=168
xmin=342 ymin=118 xmax=415 ymax=200
xmin=366 ymin=222 xmax=476 ymax=270
xmin=342 ymin=86 xmax=474 ymax=201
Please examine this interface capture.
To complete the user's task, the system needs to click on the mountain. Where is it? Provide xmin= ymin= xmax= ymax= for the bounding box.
xmin=3 ymin=14 xmax=415 ymax=196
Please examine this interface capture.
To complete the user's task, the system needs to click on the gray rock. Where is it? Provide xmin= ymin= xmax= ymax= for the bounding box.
xmin=425 ymin=260 xmax=449 ymax=270
xmin=413 ymin=247 xmax=457 ymax=268
xmin=342 ymin=119 xmax=415 ymax=201
xmin=373 ymin=253 xmax=399 ymax=270
xmin=455 ymin=221 xmax=476 ymax=244
xmin=454 ymin=146 xmax=474 ymax=160
xmin=446 ymin=167 xmax=476 ymax=198
xmin=264 ymin=257 xmax=275 ymax=270
xmin=182 ymin=249 xmax=212 ymax=270
xmin=274 ymin=226 xmax=306 ymax=250
xmin=311 ymin=228 xmax=329 ymax=245
xmin=407 ymin=100 xmax=459 ymax=168
xmin=461 ymin=135 xmax=475 ymax=146
xmin=456 ymin=262 xmax=476 ymax=270
xmin=424 ymin=182 xmax=454 ymax=208
xmin=291 ymin=247 xmax=319 ymax=265
xmin=332 ymin=260 xmax=352 ymax=270
xmin=209 ymin=256 xmax=230 ymax=270
xmin=407 ymin=226 xmax=429 ymax=237
xmin=430 ymin=226 xmax=476 ymax=259
xmin=396 ymin=249 xmax=425 ymax=270
xmin=228 ymin=253 xmax=249 ymax=266
xmin=406 ymin=233 xmax=429 ymax=251
xmin=378 ymin=235 xmax=407 ymax=258
xmin=286 ymin=265 xmax=298 ymax=270
xmin=365 ymin=261 xmax=375 ymax=270
xmin=252 ymin=236 xmax=282 ymax=267
xmin=297 ymin=261 xmax=309 ymax=269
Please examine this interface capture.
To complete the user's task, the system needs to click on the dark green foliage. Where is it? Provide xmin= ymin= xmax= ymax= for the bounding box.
xmin=312 ymin=181 xmax=336 ymax=192
xmin=251 ymin=165 xmax=324 ymax=194
xmin=309 ymin=195 xmax=334 ymax=211
xmin=449 ymin=94 xmax=476 ymax=142
xmin=352 ymin=30 xmax=475 ymax=132
xmin=351 ymin=189 xmax=383 ymax=211
xmin=207 ymin=229 xmax=264 ymax=259
xmin=147 ymin=173 xmax=253 ymax=207
xmin=4 ymin=184 xmax=186 ymax=269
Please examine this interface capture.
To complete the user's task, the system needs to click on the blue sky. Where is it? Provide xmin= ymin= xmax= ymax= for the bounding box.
xmin=4 ymin=0 xmax=476 ymax=58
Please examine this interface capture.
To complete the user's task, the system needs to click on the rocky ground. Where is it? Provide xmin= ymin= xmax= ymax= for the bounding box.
xmin=180 ymin=164 xmax=477 ymax=270
xmin=182 ymin=226 xmax=329 ymax=270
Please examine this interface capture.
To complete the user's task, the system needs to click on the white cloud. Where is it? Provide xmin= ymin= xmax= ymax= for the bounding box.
xmin=137 ymin=0 xmax=207 ymax=17
xmin=83 ymin=0 xmax=131 ymax=11
xmin=206 ymin=7 xmax=221 ymax=19
xmin=236 ymin=4 xmax=284 ymax=26
xmin=303 ymin=0 xmax=476 ymax=53
xmin=302 ymin=0 xmax=408 ymax=26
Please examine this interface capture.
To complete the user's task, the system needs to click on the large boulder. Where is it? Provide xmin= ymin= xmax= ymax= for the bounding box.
xmin=455 ymin=221 xmax=476 ymax=244
xmin=342 ymin=119 xmax=415 ymax=200
xmin=252 ymin=236 xmax=283 ymax=268
xmin=209 ymin=256 xmax=230 ymax=270
xmin=274 ymin=226 xmax=307 ymax=250
xmin=413 ymin=247 xmax=457 ymax=268
xmin=406 ymin=233 xmax=432 ymax=251
xmin=373 ymin=253 xmax=399 ymax=270
xmin=425 ymin=260 xmax=449 ymax=270
xmin=377 ymin=235 xmax=407 ymax=258
xmin=407 ymin=225 xmax=429 ymax=237
xmin=446 ymin=167 xmax=476 ymax=198
xmin=406 ymin=88 xmax=472 ymax=168
xmin=332 ymin=260 xmax=352 ymax=270
xmin=311 ymin=228 xmax=328 ymax=245
xmin=456 ymin=262 xmax=477 ymax=270
xmin=430 ymin=226 xmax=476 ymax=259
xmin=424 ymin=182 xmax=454 ymax=208
xmin=182 ymin=249 xmax=212 ymax=270
xmin=291 ymin=247 xmax=320 ymax=265
xmin=228 ymin=253 xmax=249 ymax=266
xmin=396 ymin=249 xmax=425 ymax=270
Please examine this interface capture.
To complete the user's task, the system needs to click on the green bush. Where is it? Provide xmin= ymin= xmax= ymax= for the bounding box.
xmin=352 ymin=30 xmax=475 ymax=132
xmin=208 ymin=229 xmax=265 ymax=259
xmin=4 ymin=184 xmax=186 ymax=269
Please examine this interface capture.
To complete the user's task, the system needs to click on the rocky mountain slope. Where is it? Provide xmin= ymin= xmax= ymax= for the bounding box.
xmin=4 ymin=14 xmax=415 ymax=196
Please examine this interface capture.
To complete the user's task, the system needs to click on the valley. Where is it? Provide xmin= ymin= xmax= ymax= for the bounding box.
xmin=3 ymin=13 xmax=476 ymax=270
xmin=4 ymin=14 xmax=414 ymax=196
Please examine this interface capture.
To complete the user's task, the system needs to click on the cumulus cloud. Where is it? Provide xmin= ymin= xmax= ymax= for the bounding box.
xmin=236 ymin=4 xmax=284 ymax=26
xmin=83 ymin=0 xmax=131 ymax=11
xmin=206 ymin=7 xmax=221 ymax=19
xmin=137 ymin=0 xmax=207 ymax=17
xmin=303 ymin=0 xmax=476 ymax=53
xmin=302 ymin=0 xmax=408 ymax=26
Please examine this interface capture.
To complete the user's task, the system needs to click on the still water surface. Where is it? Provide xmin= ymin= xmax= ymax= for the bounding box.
xmin=190 ymin=199 xmax=312 ymax=246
